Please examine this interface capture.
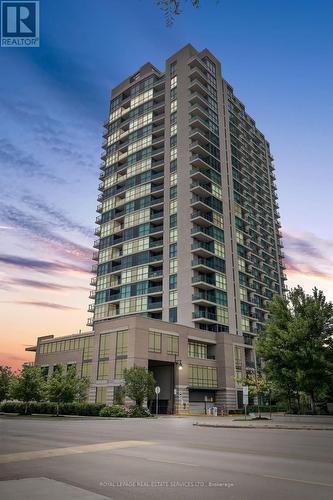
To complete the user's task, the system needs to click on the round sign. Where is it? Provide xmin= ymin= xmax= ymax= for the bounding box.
xmin=155 ymin=386 xmax=161 ymax=394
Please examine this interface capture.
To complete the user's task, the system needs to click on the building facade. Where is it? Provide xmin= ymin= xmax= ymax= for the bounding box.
xmin=28 ymin=44 xmax=284 ymax=413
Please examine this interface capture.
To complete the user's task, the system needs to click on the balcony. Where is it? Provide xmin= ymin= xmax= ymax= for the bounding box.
xmin=150 ymin=239 xmax=163 ymax=248
xmin=92 ymin=251 xmax=99 ymax=261
xmin=243 ymin=334 xmax=254 ymax=346
xmin=191 ymin=241 xmax=214 ymax=257
xmin=191 ymin=225 xmax=214 ymax=242
xmin=149 ymin=269 xmax=163 ymax=279
xmin=148 ymin=284 xmax=163 ymax=294
xmin=192 ymin=311 xmax=217 ymax=323
xmin=89 ymin=290 xmax=96 ymax=299
xmin=147 ymin=300 xmax=162 ymax=310
xmin=88 ymin=304 xmax=95 ymax=313
xmin=192 ymin=274 xmax=215 ymax=289
xmin=192 ymin=257 xmax=224 ymax=273
xmin=86 ymin=318 xmax=94 ymax=327
xmin=191 ymin=194 xmax=222 ymax=213
xmin=192 ymin=291 xmax=217 ymax=305
xmin=190 ymin=167 xmax=221 ymax=184
xmin=149 ymin=253 xmax=163 ymax=263
xmin=191 ymin=210 xmax=213 ymax=226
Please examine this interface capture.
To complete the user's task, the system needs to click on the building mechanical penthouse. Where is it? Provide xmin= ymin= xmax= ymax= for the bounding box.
xmin=28 ymin=44 xmax=285 ymax=414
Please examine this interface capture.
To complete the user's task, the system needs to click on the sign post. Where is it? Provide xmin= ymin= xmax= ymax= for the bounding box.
xmin=155 ymin=386 xmax=160 ymax=416
xmin=243 ymin=386 xmax=249 ymax=420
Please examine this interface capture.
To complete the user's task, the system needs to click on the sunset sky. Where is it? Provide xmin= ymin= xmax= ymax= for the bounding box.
xmin=1 ymin=0 xmax=332 ymax=370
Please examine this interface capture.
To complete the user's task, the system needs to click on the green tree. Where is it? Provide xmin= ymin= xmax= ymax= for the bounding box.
xmin=0 ymin=366 xmax=15 ymax=402
xmin=11 ymin=365 xmax=46 ymax=414
xmin=242 ymin=372 xmax=270 ymax=417
xmin=124 ymin=366 xmax=155 ymax=408
xmin=257 ymin=287 xmax=333 ymax=413
xmin=113 ymin=385 xmax=126 ymax=405
xmin=48 ymin=365 xmax=89 ymax=416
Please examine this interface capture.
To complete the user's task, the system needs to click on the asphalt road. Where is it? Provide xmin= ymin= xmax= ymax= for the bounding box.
xmin=0 ymin=416 xmax=332 ymax=500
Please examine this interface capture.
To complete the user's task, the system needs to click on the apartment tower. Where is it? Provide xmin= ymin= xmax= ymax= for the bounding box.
xmin=29 ymin=45 xmax=284 ymax=412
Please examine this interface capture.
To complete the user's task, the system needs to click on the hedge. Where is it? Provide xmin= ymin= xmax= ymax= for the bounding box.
xmin=99 ymin=405 xmax=128 ymax=417
xmin=229 ymin=405 xmax=286 ymax=415
xmin=0 ymin=401 xmax=106 ymax=416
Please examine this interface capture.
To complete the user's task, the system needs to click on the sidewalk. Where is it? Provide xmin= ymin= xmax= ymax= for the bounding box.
xmin=192 ymin=414 xmax=333 ymax=430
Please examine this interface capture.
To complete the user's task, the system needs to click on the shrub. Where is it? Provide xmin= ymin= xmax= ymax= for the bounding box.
xmin=0 ymin=401 xmax=105 ymax=416
xmin=128 ymin=405 xmax=152 ymax=418
xmin=99 ymin=405 xmax=128 ymax=417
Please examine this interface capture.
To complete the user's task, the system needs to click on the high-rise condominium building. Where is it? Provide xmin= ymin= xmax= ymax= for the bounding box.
xmin=29 ymin=45 xmax=285 ymax=412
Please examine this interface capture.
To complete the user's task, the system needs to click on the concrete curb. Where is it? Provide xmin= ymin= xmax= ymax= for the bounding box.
xmin=193 ymin=423 xmax=333 ymax=430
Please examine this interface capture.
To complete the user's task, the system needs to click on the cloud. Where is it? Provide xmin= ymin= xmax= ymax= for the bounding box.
xmin=0 ymin=352 xmax=29 ymax=363
xmin=0 ymin=98 xmax=98 ymax=174
xmin=283 ymin=232 xmax=326 ymax=260
xmin=2 ymin=277 xmax=89 ymax=293
xmin=0 ymin=138 xmax=64 ymax=183
xmin=23 ymin=43 xmax=106 ymax=120
xmin=283 ymin=228 xmax=333 ymax=283
xmin=9 ymin=300 xmax=80 ymax=311
xmin=21 ymin=195 xmax=93 ymax=238
xmin=283 ymin=255 xmax=332 ymax=281
xmin=0 ymin=255 xmax=91 ymax=275
xmin=0 ymin=203 xmax=93 ymax=265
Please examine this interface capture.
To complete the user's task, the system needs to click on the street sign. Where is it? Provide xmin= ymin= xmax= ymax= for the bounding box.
xmin=155 ymin=386 xmax=160 ymax=394
xmin=243 ymin=385 xmax=249 ymax=406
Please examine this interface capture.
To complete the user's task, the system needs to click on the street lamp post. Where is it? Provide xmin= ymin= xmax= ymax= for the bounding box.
xmin=173 ymin=354 xmax=183 ymax=414
xmin=268 ymin=381 xmax=273 ymax=420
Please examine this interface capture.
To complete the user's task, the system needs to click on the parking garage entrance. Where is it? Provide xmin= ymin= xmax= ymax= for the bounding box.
xmin=148 ymin=360 xmax=174 ymax=414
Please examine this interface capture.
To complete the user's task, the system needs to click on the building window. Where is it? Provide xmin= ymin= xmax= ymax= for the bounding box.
xmin=170 ymin=186 xmax=177 ymax=199
xmin=234 ymin=346 xmax=242 ymax=370
xmin=169 ymin=228 xmax=177 ymax=243
xmin=188 ymin=365 xmax=217 ymax=388
xmin=116 ymin=331 xmax=128 ymax=356
xmin=169 ymin=274 xmax=177 ymax=290
xmin=148 ymin=331 xmax=161 ymax=353
xmin=239 ymin=286 xmax=248 ymax=301
xmin=170 ymin=61 xmax=177 ymax=76
xmin=169 ymin=243 xmax=177 ymax=258
xmin=170 ymin=146 xmax=177 ymax=160
xmin=81 ymin=362 xmax=92 ymax=379
xmin=241 ymin=316 xmax=251 ymax=332
xmin=169 ymin=258 xmax=178 ymax=274
xmin=216 ymin=306 xmax=229 ymax=324
xmin=40 ymin=366 xmax=49 ymax=380
xmin=83 ymin=336 xmax=94 ymax=360
xmin=170 ymin=159 xmax=177 ymax=172
xmin=169 ymin=307 xmax=177 ymax=323
xmin=167 ymin=335 xmax=179 ymax=355
xmin=170 ymin=172 xmax=177 ymax=186
xmin=169 ymin=290 xmax=178 ymax=307
xmin=170 ymin=199 xmax=177 ymax=215
xmin=97 ymin=360 xmax=109 ymax=380
xmin=170 ymin=213 xmax=177 ymax=228
xmin=99 ymin=333 xmax=111 ymax=358
xmin=95 ymin=387 xmax=107 ymax=404
xmin=188 ymin=341 xmax=208 ymax=359
xmin=114 ymin=358 xmax=127 ymax=379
